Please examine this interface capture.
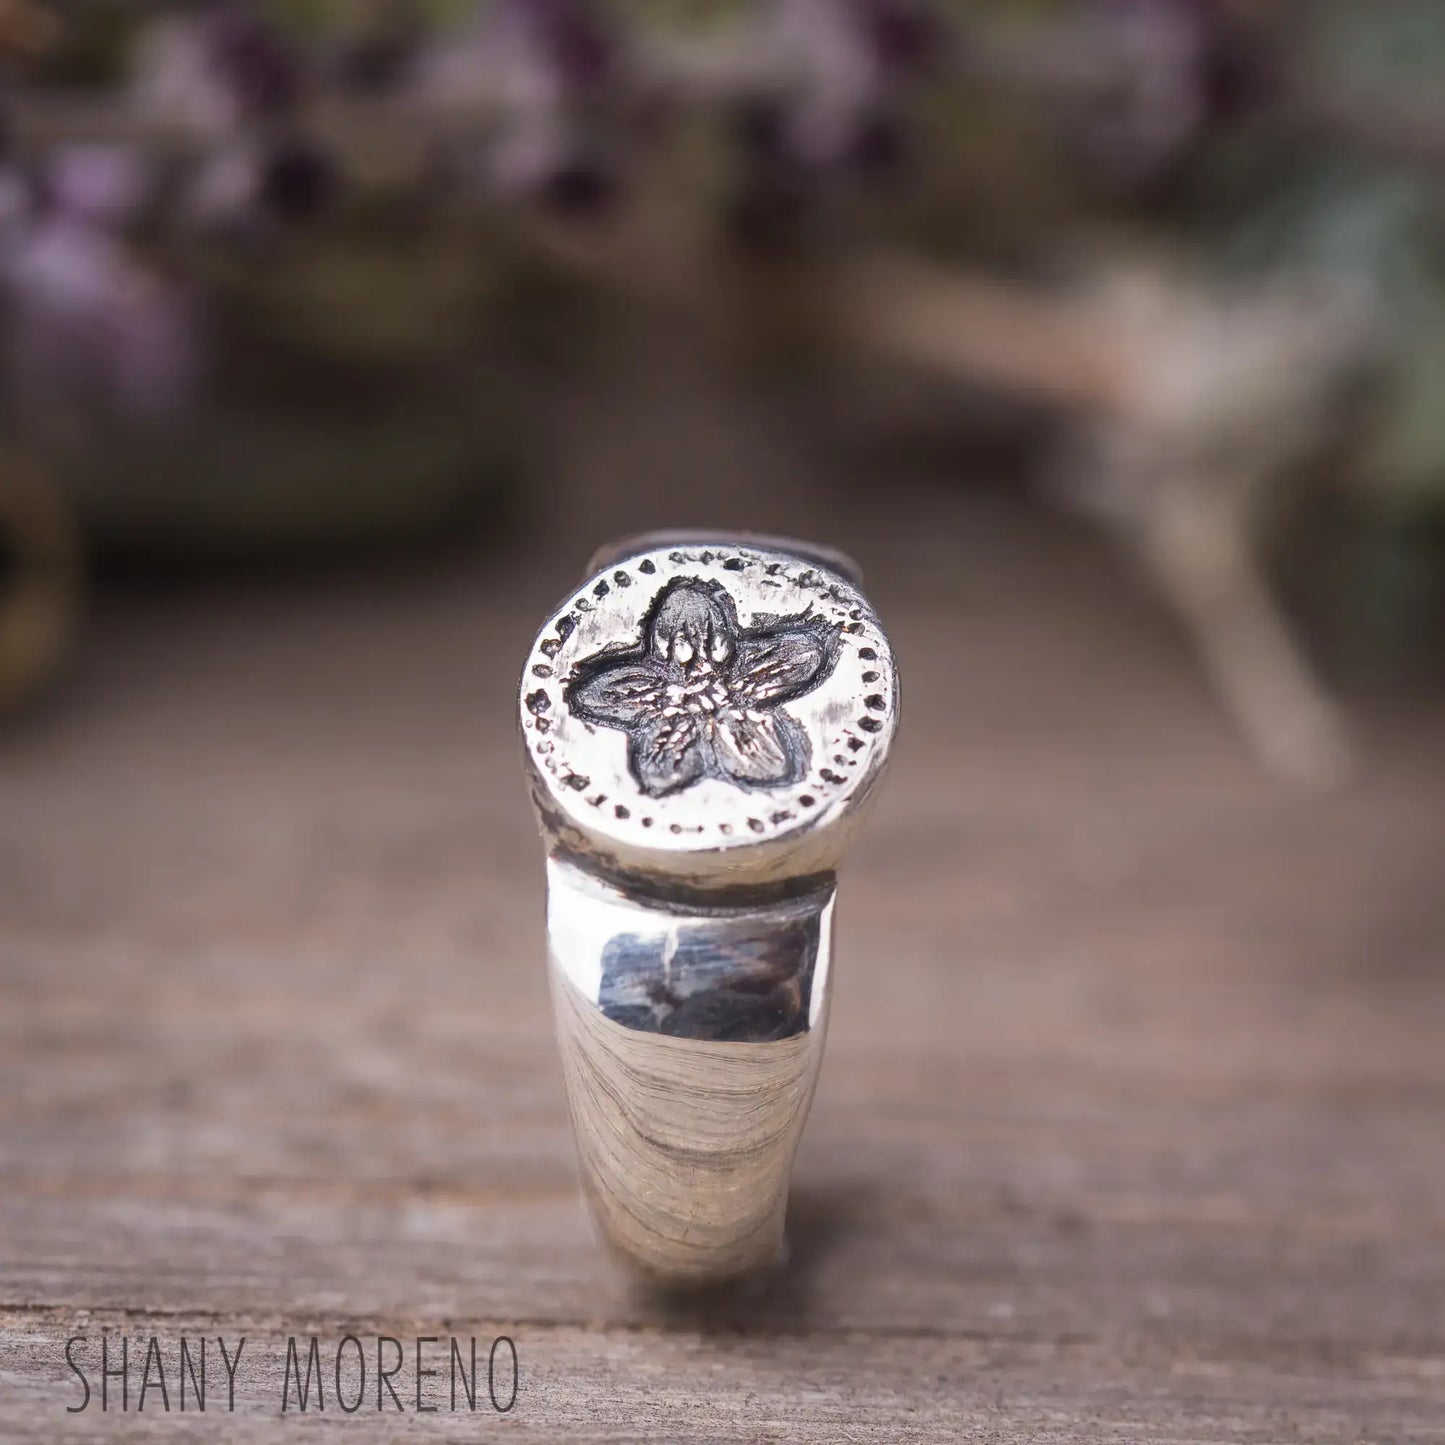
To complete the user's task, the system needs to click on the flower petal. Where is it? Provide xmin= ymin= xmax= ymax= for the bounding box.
xmin=568 ymin=659 xmax=666 ymax=727
xmin=632 ymin=711 xmax=709 ymax=797
xmin=711 ymin=709 xmax=798 ymax=787
xmin=647 ymin=580 xmax=740 ymax=671
xmin=732 ymin=622 xmax=839 ymax=706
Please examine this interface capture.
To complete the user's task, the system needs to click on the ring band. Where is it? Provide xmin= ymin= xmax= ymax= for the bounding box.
xmin=520 ymin=533 xmax=899 ymax=1282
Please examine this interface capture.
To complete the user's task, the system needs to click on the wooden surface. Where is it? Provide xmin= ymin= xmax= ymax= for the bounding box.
xmin=3 ymin=503 xmax=1444 ymax=1442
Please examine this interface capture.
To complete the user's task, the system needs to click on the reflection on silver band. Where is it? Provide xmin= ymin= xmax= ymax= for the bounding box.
xmin=548 ymin=858 xmax=834 ymax=1280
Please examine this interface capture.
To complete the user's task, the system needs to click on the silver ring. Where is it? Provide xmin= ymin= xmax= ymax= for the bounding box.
xmin=519 ymin=533 xmax=899 ymax=1283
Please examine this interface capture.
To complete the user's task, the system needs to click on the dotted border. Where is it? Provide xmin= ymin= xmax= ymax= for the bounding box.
xmin=521 ymin=547 xmax=895 ymax=845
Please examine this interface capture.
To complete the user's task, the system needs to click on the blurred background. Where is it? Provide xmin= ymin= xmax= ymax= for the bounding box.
xmin=3 ymin=2 xmax=1445 ymax=987
xmin=3 ymin=0 xmax=1445 ymax=766
xmin=3 ymin=8 xmax=1445 ymax=1420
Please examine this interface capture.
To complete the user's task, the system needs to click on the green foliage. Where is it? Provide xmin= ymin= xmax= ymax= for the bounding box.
xmin=1184 ymin=1 xmax=1445 ymax=508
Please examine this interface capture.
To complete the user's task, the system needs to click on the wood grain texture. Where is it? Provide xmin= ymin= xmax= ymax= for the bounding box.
xmin=3 ymin=501 xmax=1444 ymax=1442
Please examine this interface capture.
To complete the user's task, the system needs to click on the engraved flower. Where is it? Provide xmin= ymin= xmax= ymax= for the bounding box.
xmin=566 ymin=577 xmax=842 ymax=797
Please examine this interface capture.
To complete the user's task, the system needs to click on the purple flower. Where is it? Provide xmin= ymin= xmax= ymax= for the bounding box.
xmin=37 ymin=145 xmax=151 ymax=228
xmin=748 ymin=0 xmax=943 ymax=175
xmin=422 ymin=0 xmax=615 ymax=108
xmin=132 ymin=4 xmax=304 ymax=134
xmin=179 ymin=133 xmax=339 ymax=235
xmin=257 ymin=138 xmax=338 ymax=222
xmin=494 ymin=0 xmax=615 ymax=99
xmin=418 ymin=0 xmax=625 ymax=213
xmin=1071 ymin=0 xmax=1261 ymax=185
xmin=205 ymin=3 xmax=304 ymax=119
xmin=852 ymin=0 xmax=945 ymax=77
xmin=567 ymin=578 xmax=841 ymax=797
xmin=3 ymin=214 xmax=200 ymax=418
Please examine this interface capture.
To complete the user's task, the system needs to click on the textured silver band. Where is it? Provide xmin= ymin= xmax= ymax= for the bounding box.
xmin=520 ymin=533 xmax=898 ymax=1282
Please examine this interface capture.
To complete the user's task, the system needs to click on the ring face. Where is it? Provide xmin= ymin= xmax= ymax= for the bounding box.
xmin=520 ymin=541 xmax=898 ymax=874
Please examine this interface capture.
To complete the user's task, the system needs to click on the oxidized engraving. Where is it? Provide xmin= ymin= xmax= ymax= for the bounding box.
xmin=520 ymin=540 xmax=897 ymax=863
xmin=566 ymin=577 xmax=841 ymax=798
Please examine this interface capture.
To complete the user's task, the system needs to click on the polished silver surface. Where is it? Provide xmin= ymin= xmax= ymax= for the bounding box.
xmin=520 ymin=534 xmax=898 ymax=1282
